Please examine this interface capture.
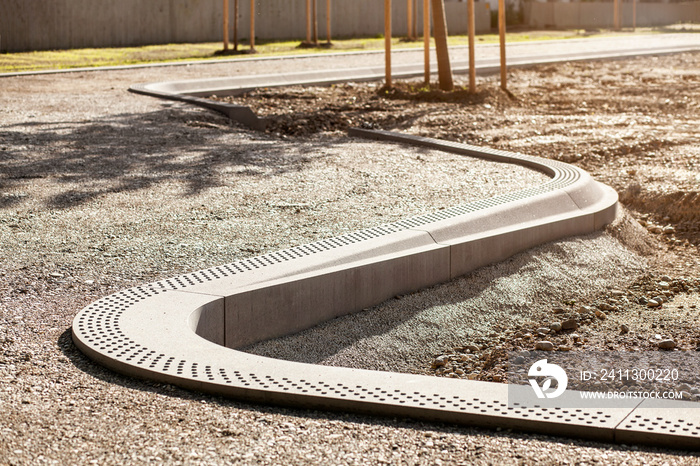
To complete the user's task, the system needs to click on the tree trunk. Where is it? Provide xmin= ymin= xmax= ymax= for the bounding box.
xmin=431 ymin=0 xmax=453 ymax=91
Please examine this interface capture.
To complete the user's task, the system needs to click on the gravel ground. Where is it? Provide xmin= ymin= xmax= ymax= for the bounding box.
xmin=2 ymin=41 xmax=700 ymax=464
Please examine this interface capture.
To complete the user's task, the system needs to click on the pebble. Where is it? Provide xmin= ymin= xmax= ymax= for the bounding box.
xmin=647 ymin=225 xmax=663 ymax=234
xmin=647 ymin=299 xmax=661 ymax=308
xmin=610 ymin=289 xmax=625 ymax=297
xmin=549 ymin=322 xmax=562 ymax=332
xmin=595 ymin=310 xmax=606 ymax=320
xmin=431 ymin=356 xmax=449 ymax=368
xmin=536 ymin=327 xmax=550 ymax=335
xmin=620 ymin=324 xmax=630 ymax=334
xmin=662 ymin=226 xmax=676 ymax=235
xmin=657 ymin=339 xmax=676 ymax=350
xmin=562 ymin=319 xmax=578 ymax=330
xmin=465 ymin=345 xmax=480 ymax=353
xmin=598 ymin=303 xmax=615 ymax=311
xmin=658 ymin=281 xmax=670 ymax=290
xmin=558 ymin=346 xmax=572 ymax=351
xmin=570 ymin=333 xmax=581 ymax=342
xmin=576 ymin=305 xmax=593 ymax=313
xmin=535 ymin=341 xmax=554 ymax=351
xmin=552 ymin=307 xmax=566 ymax=314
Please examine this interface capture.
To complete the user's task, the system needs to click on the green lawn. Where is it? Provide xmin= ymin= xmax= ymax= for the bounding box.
xmin=0 ymin=28 xmax=669 ymax=74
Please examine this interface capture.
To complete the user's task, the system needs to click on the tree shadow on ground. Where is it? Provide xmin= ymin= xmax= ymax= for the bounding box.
xmin=0 ymin=106 xmax=347 ymax=209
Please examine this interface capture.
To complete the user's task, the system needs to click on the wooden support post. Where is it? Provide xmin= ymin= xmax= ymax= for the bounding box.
xmin=498 ymin=0 xmax=506 ymax=91
xmin=423 ymin=0 xmax=430 ymax=84
xmin=326 ymin=0 xmax=332 ymax=43
xmin=467 ymin=0 xmax=476 ymax=93
xmin=632 ymin=0 xmax=637 ymax=30
xmin=250 ymin=0 xmax=255 ymax=51
xmin=613 ymin=0 xmax=620 ymax=30
xmin=233 ymin=0 xmax=239 ymax=50
xmin=223 ymin=0 xmax=229 ymax=51
xmin=407 ymin=0 xmax=414 ymax=40
xmin=413 ymin=0 xmax=418 ymax=39
xmin=313 ymin=0 xmax=319 ymax=44
xmin=306 ymin=0 xmax=311 ymax=44
xmin=385 ymin=0 xmax=392 ymax=88
xmin=432 ymin=0 xmax=453 ymax=91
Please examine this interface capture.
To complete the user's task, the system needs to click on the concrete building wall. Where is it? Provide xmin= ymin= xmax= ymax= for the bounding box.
xmin=0 ymin=0 xmax=490 ymax=53
xmin=524 ymin=1 xmax=700 ymax=29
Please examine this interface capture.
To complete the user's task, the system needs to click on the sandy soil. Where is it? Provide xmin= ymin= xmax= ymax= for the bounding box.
xmin=1 ymin=50 xmax=700 ymax=464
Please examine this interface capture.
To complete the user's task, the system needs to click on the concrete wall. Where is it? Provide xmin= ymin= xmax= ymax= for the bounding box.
xmin=524 ymin=1 xmax=700 ymax=29
xmin=0 ymin=0 xmax=490 ymax=53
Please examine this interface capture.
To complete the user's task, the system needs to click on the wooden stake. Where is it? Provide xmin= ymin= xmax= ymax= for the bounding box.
xmin=467 ymin=0 xmax=475 ymax=93
xmin=613 ymin=0 xmax=620 ymax=30
xmin=633 ymin=0 xmax=637 ymax=30
xmin=250 ymin=0 xmax=255 ymax=50
xmin=413 ymin=0 xmax=418 ymax=38
xmin=385 ymin=0 xmax=392 ymax=88
xmin=407 ymin=0 xmax=414 ymax=40
xmin=306 ymin=0 xmax=311 ymax=44
xmin=498 ymin=0 xmax=506 ymax=91
xmin=233 ymin=0 xmax=239 ymax=50
xmin=223 ymin=0 xmax=229 ymax=51
xmin=423 ymin=0 xmax=430 ymax=84
xmin=432 ymin=0 xmax=453 ymax=91
xmin=313 ymin=0 xmax=318 ymax=44
xmin=326 ymin=0 xmax=332 ymax=43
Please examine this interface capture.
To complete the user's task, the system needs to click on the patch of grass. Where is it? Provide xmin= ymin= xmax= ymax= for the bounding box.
xmin=0 ymin=28 xmax=667 ymax=74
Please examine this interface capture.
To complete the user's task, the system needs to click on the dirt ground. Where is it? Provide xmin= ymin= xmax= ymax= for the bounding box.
xmin=219 ymin=52 xmax=700 ymax=384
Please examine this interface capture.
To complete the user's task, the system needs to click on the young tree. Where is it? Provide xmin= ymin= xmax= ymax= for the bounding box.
xmin=431 ymin=0 xmax=453 ymax=91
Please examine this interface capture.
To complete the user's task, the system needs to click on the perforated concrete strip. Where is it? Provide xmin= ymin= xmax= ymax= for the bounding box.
xmin=71 ymin=129 xmax=698 ymax=448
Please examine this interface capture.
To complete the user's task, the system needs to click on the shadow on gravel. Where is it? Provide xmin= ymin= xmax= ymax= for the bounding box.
xmin=0 ymin=107 xmax=348 ymax=209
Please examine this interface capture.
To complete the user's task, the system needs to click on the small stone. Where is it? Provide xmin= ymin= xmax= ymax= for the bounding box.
xmin=657 ymin=339 xmax=676 ymax=350
xmin=571 ymin=333 xmax=581 ymax=341
xmin=647 ymin=299 xmax=661 ymax=308
xmin=492 ymin=374 xmax=502 ymax=382
xmin=562 ymin=319 xmax=578 ymax=330
xmin=662 ymin=226 xmax=676 ymax=235
xmin=535 ymin=341 xmax=554 ymax=351
xmin=658 ymin=281 xmax=671 ymax=290
xmin=431 ymin=355 xmax=449 ymax=368
xmin=465 ymin=345 xmax=480 ymax=353
xmin=648 ymin=225 xmax=663 ymax=234
xmin=610 ymin=290 xmax=625 ymax=297
xmin=49 ymin=272 xmax=64 ymax=278
xmin=638 ymin=296 xmax=648 ymax=305
xmin=595 ymin=310 xmax=607 ymax=320
xmin=550 ymin=322 xmax=562 ymax=332
xmin=654 ymin=295 xmax=667 ymax=304
xmin=599 ymin=303 xmax=614 ymax=311
xmin=558 ymin=345 xmax=572 ymax=351
xmin=514 ymin=356 xmax=525 ymax=364
xmin=620 ymin=324 xmax=630 ymax=334
xmin=536 ymin=327 xmax=550 ymax=335
xmin=660 ymin=275 xmax=672 ymax=282
xmin=576 ymin=305 xmax=592 ymax=313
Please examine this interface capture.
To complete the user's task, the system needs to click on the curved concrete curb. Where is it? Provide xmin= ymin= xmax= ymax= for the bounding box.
xmin=72 ymin=129 xmax=700 ymax=448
